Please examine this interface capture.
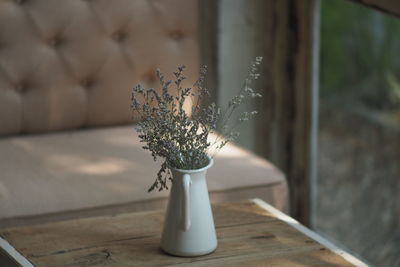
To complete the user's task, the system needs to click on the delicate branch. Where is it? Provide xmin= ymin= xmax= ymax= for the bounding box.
xmin=131 ymin=58 xmax=263 ymax=192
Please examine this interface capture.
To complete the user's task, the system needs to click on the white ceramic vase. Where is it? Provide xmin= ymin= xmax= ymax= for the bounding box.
xmin=160 ymin=158 xmax=217 ymax=257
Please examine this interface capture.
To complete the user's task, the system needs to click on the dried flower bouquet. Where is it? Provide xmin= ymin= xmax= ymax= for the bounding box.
xmin=131 ymin=57 xmax=263 ymax=192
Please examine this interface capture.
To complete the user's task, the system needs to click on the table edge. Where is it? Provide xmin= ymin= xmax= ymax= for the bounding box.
xmin=251 ymin=198 xmax=370 ymax=267
xmin=0 ymin=199 xmax=370 ymax=267
xmin=0 ymin=236 xmax=34 ymax=267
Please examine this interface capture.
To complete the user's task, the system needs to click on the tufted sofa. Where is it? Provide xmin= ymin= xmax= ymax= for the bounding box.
xmin=0 ymin=0 xmax=288 ymax=227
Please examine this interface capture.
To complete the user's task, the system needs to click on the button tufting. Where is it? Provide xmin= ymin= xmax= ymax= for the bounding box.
xmin=112 ymin=31 xmax=125 ymax=42
xmin=169 ymin=30 xmax=184 ymax=41
xmin=48 ymin=37 xmax=63 ymax=48
xmin=15 ymin=83 xmax=29 ymax=94
xmin=143 ymin=71 xmax=156 ymax=84
xmin=81 ymin=78 xmax=94 ymax=89
xmin=15 ymin=0 xmax=27 ymax=5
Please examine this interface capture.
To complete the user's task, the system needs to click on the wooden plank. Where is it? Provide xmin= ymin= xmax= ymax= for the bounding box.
xmin=252 ymin=199 xmax=369 ymax=267
xmin=224 ymin=0 xmax=319 ymax=226
xmin=200 ymin=0 xmax=316 ymax=225
xmin=0 ymin=201 xmax=357 ymax=266
xmin=199 ymin=0 xmax=219 ymax=106
xmin=286 ymin=0 xmax=319 ymax=228
xmin=253 ymin=0 xmax=318 ymax=226
xmin=167 ymin=248 xmax=353 ymax=267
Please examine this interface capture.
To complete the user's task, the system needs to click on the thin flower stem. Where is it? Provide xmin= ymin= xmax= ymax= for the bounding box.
xmin=131 ymin=58 xmax=262 ymax=192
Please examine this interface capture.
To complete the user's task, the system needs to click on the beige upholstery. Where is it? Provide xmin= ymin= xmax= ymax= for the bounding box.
xmin=0 ymin=125 xmax=288 ymax=221
xmin=0 ymin=0 xmax=199 ymax=136
xmin=0 ymin=0 xmax=289 ymax=226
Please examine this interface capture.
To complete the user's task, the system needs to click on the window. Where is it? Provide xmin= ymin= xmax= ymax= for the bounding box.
xmin=315 ymin=1 xmax=400 ymax=265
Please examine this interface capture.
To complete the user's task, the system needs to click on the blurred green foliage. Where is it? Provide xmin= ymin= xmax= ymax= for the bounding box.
xmin=320 ymin=0 xmax=400 ymax=111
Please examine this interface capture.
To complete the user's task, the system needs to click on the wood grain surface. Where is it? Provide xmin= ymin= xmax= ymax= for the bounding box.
xmin=0 ymin=201 xmax=353 ymax=266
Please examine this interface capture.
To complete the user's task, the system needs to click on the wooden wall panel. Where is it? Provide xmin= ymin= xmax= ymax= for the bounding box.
xmin=201 ymin=0 xmax=319 ymax=226
xmin=252 ymin=0 xmax=318 ymax=226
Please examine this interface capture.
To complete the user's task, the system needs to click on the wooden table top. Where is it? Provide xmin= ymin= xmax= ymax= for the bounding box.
xmin=0 ymin=199 xmax=365 ymax=267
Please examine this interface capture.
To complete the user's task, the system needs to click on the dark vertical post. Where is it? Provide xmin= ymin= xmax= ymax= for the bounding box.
xmin=254 ymin=0 xmax=319 ymax=226
xmin=199 ymin=0 xmax=219 ymax=105
xmin=199 ymin=0 xmax=320 ymax=226
xmin=286 ymin=0 xmax=319 ymax=227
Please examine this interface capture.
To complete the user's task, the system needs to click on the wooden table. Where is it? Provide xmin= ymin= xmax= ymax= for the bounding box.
xmin=0 ymin=199 xmax=367 ymax=267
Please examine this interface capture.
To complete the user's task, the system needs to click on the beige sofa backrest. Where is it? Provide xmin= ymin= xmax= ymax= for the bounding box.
xmin=0 ymin=0 xmax=199 ymax=136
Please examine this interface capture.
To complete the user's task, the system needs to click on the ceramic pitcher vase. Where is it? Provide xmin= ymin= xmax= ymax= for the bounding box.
xmin=160 ymin=158 xmax=217 ymax=256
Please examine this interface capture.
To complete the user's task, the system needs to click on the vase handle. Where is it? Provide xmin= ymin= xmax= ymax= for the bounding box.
xmin=181 ymin=174 xmax=191 ymax=231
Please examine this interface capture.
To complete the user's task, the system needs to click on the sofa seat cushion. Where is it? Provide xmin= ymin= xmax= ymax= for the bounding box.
xmin=0 ymin=125 xmax=288 ymax=222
